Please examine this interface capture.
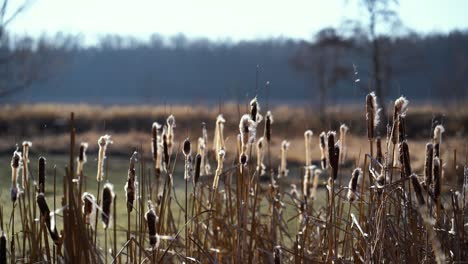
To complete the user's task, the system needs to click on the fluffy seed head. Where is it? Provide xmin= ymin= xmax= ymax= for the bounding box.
xmin=183 ymin=138 xmax=191 ymax=157
xmin=424 ymin=143 xmax=434 ymax=186
xmin=145 ymin=201 xmax=159 ymax=248
xmin=97 ymin=134 xmax=112 ymax=182
xmin=433 ymin=157 xmax=441 ymax=201
xmin=319 ymin=132 xmax=327 ymax=169
xmin=347 ymin=168 xmax=362 ymax=202
xmin=125 ymin=151 xmax=138 ymax=212
xmin=264 ymin=111 xmax=273 ymax=142
xmin=101 ymin=183 xmax=115 ymax=229
xmin=194 ymin=154 xmax=202 ymax=185
xmin=38 ymin=157 xmax=46 ymax=193
xmin=394 ymin=96 xmax=409 ymax=118
xmin=410 ymin=174 xmax=425 ymax=205
xmin=366 ymin=92 xmax=381 ymax=139
xmin=81 ymin=192 xmax=96 ymax=226
xmin=151 ymin=122 xmax=161 ymax=161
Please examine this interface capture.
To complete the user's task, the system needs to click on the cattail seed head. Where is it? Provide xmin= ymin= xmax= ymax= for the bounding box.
xmin=0 ymin=232 xmax=6 ymax=264
xmin=166 ymin=115 xmax=176 ymax=155
xmin=399 ymin=141 xmax=411 ymax=178
xmin=214 ymin=114 xmax=226 ymax=154
xmin=239 ymin=114 xmax=256 ymax=165
xmin=376 ymin=137 xmax=383 ymax=164
xmin=327 ymin=131 xmax=340 ymax=180
xmin=398 ymin=116 xmax=406 ymax=143
xmin=273 ymin=245 xmax=282 ymax=264
xmin=347 ymin=168 xmax=362 ymax=202
xmin=213 ymin=149 xmax=225 ymax=190
xmin=38 ymin=157 xmax=46 ymax=193
xmin=151 ymin=122 xmax=161 ymax=161
xmin=319 ymin=132 xmax=327 ymax=169
xmin=101 ymin=183 xmax=115 ymax=229
xmin=21 ymin=141 xmax=31 ymax=189
xmin=394 ymin=96 xmax=409 ymax=118
xmin=433 ymin=157 xmax=441 ymax=201
xmin=10 ymin=150 xmax=21 ymax=202
xmin=424 ymin=143 xmax=434 ymax=187
xmin=97 ymin=135 xmax=112 ymax=182
xmin=433 ymin=125 xmax=445 ymax=157
xmin=145 ymin=201 xmax=159 ymax=248
xmin=163 ymin=133 xmax=169 ymax=170
xmin=304 ymin=130 xmax=313 ymax=167
xmin=183 ymin=138 xmax=191 ymax=157
xmin=77 ymin=142 xmax=88 ymax=176
xmin=256 ymin=137 xmax=266 ymax=174
xmin=279 ymin=140 xmax=290 ymax=178
xmin=37 ymin=193 xmax=60 ymax=244
xmin=81 ymin=192 xmax=96 ymax=227
xmin=339 ymin=125 xmax=348 ymax=164
xmin=194 ymin=154 xmax=201 ymax=185
xmin=264 ymin=111 xmax=273 ymax=143
xmin=125 ymin=151 xmax=138 ymax=212
xmin=410 ymin=174 xmax=425 ymax=205
xmin=250 ymin=97 xmax=259 ymax=122
xmin=366 ymin=92 xmax=381 ymax=139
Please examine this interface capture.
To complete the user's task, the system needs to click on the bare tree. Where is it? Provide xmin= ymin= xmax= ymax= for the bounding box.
xmin=291 ymin=27 xmax=353 ymax=122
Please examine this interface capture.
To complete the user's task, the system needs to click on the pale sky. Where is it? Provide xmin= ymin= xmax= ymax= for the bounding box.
xmin=6 ymin=0 xmax=468 ymax=45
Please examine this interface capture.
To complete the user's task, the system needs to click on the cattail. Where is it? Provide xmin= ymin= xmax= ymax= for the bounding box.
xmin=310 ymin=168 xmax=321 ymax=200
xmin=392 ymin=96 xmax=409 ymax=144
xmin=376 ymin=137 xmax=383 ymax=164
xmin=398 ymin=116 xmax=406 ymax=143
xmin=97 ymin=135 xmax=112 ymax=182
xmin=145 ymin=201 xmax=159 ymax=248
xmin=22 ymin=141 xmax=31 ymax=189
xmin=81 ymin=192 xmax=96 ymax=226
xmin=327 ymin=131 xmax=340 ymax=180
xmin=125 ymin=151 xmax=138 ymax=212
xmin=101 ymin=183 xmax=115 ymax=229
xmin=347 ymin=168 xmax=362 ymax=202
xmin=433 ymin=157 xmax=441 ymax=201
xmin=318 ymin=132 xmax=328 ymax=170
xmin=304 ymin=130 xmax=313 ymax=167
xmin=213 ymin=114 xmax=226 ymax=155
xmin=183 ymin=138 xmax=193 ymax=180
xmin=213 ymin=149 xmax=225 ymax=191
xmin=239 ymin=114 xmax=256 ymax=165
xmin=166 ymin=115 xmax=176 ymax=155
xmin=194 ymin=154 xmax=202 ymax=185
xmin=77 ymin=142 xmax=88 ymax=176
xmin=399 ymin=141 xmax=411 ymax=178
xmin=433 ymin=125 xmax=445 ymax=158
xmin=278 ymin=140 xmax=290 ymax=178
xmin=366 ymin=92 xmax=381 ymax=139
xmin=424 ymin=143 xmax=434 ymax=187
xmin=410 ymin=174 xmax=425 ymax=205
xmin=151 ymin=122 xmax=161 ymax=164
xmin=10 ymin=151 xmax=21 ymax=202
xmin=0 ymin=232 xmax=6 ymax=264
xmin=250 ymin=97 xmax=260 ymax=122
xmin=273 ymin=245 xmax=282 ymax=264
xmin=256 ymin=137 xmax=266 ymax=174
xmin=264 ymin=111 xmax=273 ymax=143
xmin=163 ymin=133 xmax=169 ymax=170
xmin=302 ymin=165 xmax=315 ymax=199
xmin=198 ymin=122 xmax=211 ymax=175
xmin=339 ymin=125 xmax=348 ymax=164
xmin=38 ymin=157 xmax=46 ymax=193
xmin=37 ymin=193 xmax=60 ymax=244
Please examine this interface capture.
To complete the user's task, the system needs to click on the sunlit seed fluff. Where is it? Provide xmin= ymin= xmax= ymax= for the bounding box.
xmin=410 ymin=174 xmax=425 ymax=206
xmin=21 ymin=141 xmax=32 ymax=189
xmin=97 ymin=135 xmax=112 ymax=182
xmin=125 ymin=151 xmax=138 ymax=212
xmin=433 ymin=157 xmax=441 ymax=201
xmin=10 ymin=151 xmax=21 ymax=202
xmin=302 ymin=165 xmax=315 ymax=199
xmin=310 ymin=168 xmax=321 ymax=200
xmin=213 ymin=114 xmax=226 ymax=156
xmin=366 ymin=92 xmax=381 ymax=139
xmin=347 ymin=168 xmax=362 ymax=203
xmin=264 ymin=111 xmax=273 ymax=143
xmin=424 ymin=143 xmax=434 ymax=187
xmin=319 ymin=132 xmax=327 ymax=169
xmin=200 ymin=123 xmax=211 ymax=175
xmin=256 ymin=137 xmax=266 ymax=175
xmin=339 ymin=125 xmax=348 ymax=164
xmin=38 ymin=157 xmax=46 ymax=193
xmin=37 ymin=193 xmax=60 ymax=244
xmin=212 ymin=149 xmax=225 ymax=191
xmin=278 ymin=140 xmax=290 ymax=178
xmin=304 ymin=130 xmax=313 ymax=167
xmin=101 ymin=183 xmax=115 ymax=229
xmin=239 ymin=114 xmax=256 ymax=165
xmin=391 ymin=97 xmax=409 ymax=144
xmin=398 ymin=141 xmax=412 ymax=178
xmin=145 ymin=201 xmax=159 ymax=248
xmin=433 ymin=125 xmax=445 ymax=157
xmin=81 ymin=192 xmax=96 ymax=227
xmin=77 ymin=142 xmax=88 ymax=176
xmin=151 ymin=122 xmax=161 ymax=163
xmin=166 ymin=115 xmax=176 ymax=155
